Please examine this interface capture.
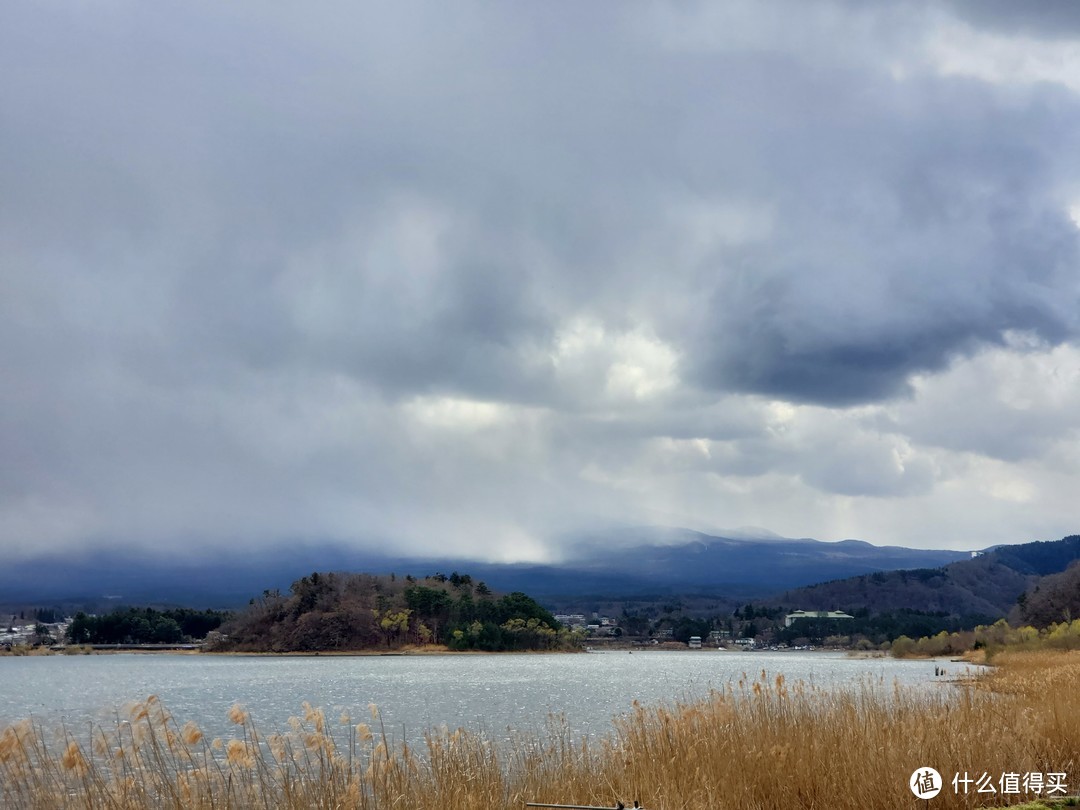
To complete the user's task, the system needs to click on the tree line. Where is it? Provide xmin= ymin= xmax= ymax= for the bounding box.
xmin=216 ymin=571 xmax=582 ymax=652
xmin=67 ymin=607 xmax=229 ymax=645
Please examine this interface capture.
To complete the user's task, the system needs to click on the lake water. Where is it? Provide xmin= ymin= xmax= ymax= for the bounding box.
xmin=0 ymin=650 xmax=961 ymax=746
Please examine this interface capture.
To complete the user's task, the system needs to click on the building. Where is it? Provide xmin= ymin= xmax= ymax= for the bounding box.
xmin=554 ymin=614 xmax=586 ymax=627
xmin=784 ymin=610 xmax=855 ymax=628
xmin=688 ymin=635 xmax=702 ymax=649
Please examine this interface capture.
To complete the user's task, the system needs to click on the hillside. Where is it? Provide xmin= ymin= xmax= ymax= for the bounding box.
xmin=1017 ymin=560 xmax=1080 ymax=626
xmin=774 ymin=535 xmax=1080 ymax=618
xmin=556 ymin=528 xmax=970 ymax=595
xmin=217 ymin=571 xmax=580 ymax=653
xmin=0 ymin=527 xmax=969 ymax=608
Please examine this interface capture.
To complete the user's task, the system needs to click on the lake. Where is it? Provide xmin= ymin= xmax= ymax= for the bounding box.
xmin=0 ymin=650 xmax=962 ymax=746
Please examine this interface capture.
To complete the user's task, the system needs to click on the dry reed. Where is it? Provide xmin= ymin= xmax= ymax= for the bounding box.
xmin=2 ymin=651 xmax=1078 ymax=809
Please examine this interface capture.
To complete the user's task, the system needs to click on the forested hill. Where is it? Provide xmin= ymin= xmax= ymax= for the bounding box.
xmin=773 ymin=535 xmax=1080 ymax=618
xmin=216 ymin=571 xmax=581 ymax=653
xmin=1016 ymin=560 xmax=1080 ymax=627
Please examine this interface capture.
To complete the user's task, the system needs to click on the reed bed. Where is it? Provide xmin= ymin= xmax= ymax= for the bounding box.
xmin=2 ymin=652 xmax=1078 ymax=809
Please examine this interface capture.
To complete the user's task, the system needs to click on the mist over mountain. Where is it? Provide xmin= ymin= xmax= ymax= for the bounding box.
xmin=6 ymin=2 xmax=1080 ymax=578
xmin=559 ymin=527 xmax=970 ymax=594
xmin=0 ymin=528 xmax=969 ymax=609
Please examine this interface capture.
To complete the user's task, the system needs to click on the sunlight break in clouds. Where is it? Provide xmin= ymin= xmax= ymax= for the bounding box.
xmin=551 ymin=318 xmax=678 ymax=403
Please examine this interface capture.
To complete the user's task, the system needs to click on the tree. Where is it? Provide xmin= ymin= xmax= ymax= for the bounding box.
xmin=32 ymin=623 xmax=54 ymax=646
xmin=216 ymin=570 xmax=579 ymax=653
xmin=1018 ymin=562 xmax=1080 ymax=627
xmin=890 ymin=635 xmax=916 ymax=657
xmin=151 ymin=617 xmax=183 ymax=644
xmin=672 ymin=616 xmax=711 ymax=644
xmin=67 ymin=613 xmax=93 ymax=644
xmin=375 ymin=609 xmax=411 ymax=647
xmin=620 ymin=611 xmax=650 ymax=637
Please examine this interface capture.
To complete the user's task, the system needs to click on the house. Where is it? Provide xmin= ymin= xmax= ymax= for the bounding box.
xmin=688 ymin=635 xmax=702 ymax=649
xmin=554 ymin=614 xmax=586 ymax=627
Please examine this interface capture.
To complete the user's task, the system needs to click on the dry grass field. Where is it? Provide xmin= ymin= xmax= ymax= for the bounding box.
xmin=2 ymin=651 xmax=1078 ymax=809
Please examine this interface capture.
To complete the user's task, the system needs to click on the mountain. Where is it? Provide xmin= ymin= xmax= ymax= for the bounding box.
xmin=558 ymin=527 xmax=971 ymax=595
xmin=773 ymin=535 xmax=1080 ymax=618
xmin=0 ymin=528 xmax=970 ymax=609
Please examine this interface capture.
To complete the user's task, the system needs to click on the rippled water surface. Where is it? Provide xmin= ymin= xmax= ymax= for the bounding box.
xmin=0 ymin=650 xmax=960 ymax=743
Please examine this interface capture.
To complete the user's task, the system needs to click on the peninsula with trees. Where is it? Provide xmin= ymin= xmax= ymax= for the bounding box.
xmin=211 ymin=570 xmax=582 ymax=653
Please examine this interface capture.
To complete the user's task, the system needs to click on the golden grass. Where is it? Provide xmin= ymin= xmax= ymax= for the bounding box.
xmin=2 ymin=653 xmax=1078 ymax=809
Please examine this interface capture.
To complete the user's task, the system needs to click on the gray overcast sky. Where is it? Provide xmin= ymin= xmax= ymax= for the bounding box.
xmin=3 ymin=1 xmax=1080 ymax=561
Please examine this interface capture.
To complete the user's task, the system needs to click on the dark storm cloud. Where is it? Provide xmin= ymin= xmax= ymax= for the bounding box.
xmin=946 ymin=0 xmax=1080 ymax=39
xmin=8 ymin=2 xmax=1076 ymax=412
xmin=689 ymin=71 xmax=1080 ymax=405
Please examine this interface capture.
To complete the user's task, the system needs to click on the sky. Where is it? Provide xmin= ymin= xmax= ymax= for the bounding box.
xmin=3 ymin=1 xmax=1080 ymax=563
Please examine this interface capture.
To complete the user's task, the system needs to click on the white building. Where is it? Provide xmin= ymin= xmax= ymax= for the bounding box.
xmin=784 ymin=610 xmax=855 ymax=628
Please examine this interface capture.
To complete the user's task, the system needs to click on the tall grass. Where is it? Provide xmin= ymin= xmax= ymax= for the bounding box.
xmin=2 ymin=652 xmax=1078 ymax=809
xmin=892 ymin=618 xmax=1080 ymax=660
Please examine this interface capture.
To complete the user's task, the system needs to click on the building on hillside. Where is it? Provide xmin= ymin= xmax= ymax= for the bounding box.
xmin=784 ymin=610 xmax=855 ymax=628
xmin=688 ymin=635 xmax=702 ymax=648
xmin=554 ymin=614 xmax=586 ymax=627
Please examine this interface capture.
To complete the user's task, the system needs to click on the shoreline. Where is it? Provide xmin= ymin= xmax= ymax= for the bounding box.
xmin=3 ymin=643 xmax=583 ymax=658
xmin=4 ymin=643 xmax=903 ymax=658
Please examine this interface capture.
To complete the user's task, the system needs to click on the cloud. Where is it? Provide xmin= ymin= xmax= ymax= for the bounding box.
xmin=944 ymin=0 xmax=1080 ymax=40
xmin=686 ymin=69 xmax=1080 ymax=404
xmin=892 ymin=336 xmax=1080 ymax=464
xmin=2 ymin=1 xmax=1080 ymax=560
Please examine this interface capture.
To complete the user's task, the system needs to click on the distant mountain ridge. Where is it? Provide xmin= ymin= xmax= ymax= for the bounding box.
xmin=0 ymin=528 xmax=970 ymax=608
xmin=544 ymin=527 xmax=970 ymax=597
xmin=774 ymin=535 xmax=1080 ymax=618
